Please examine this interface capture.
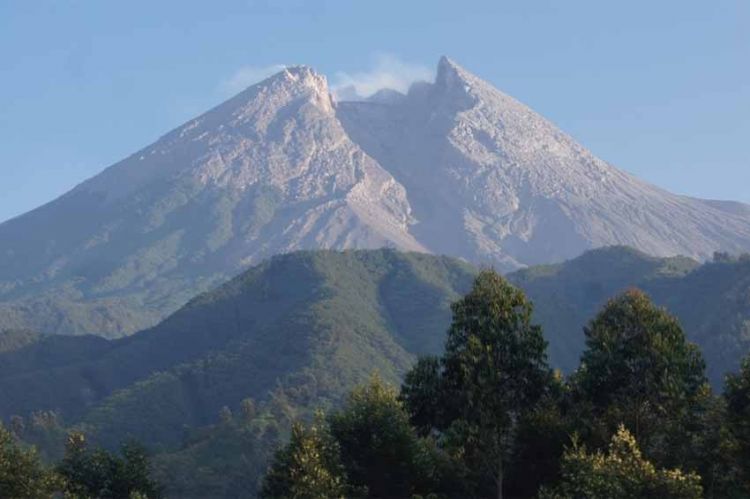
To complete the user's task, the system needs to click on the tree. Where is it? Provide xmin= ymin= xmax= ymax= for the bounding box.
xmin=681 ymin=384 xmax=741 ymax=498
xmin=262 ymin=376 xmax=463 ymax=499
xmin=23 ymin=410 xmax=68 ymax=463
xmin=504 ymin=370 xmax=569 ymax=499
xmin=540 ymin=425 xmax=702 ymax=499
xmin=240 ymin=398 xmax=257 ymax=423
xmin=0 ymin=422 xmax=63 ymax=498
xmin=570 ymin=289 xmax=708 ymax=467
xmin=219 ymin=406 xmax=233 ymax=425
xmin=724 ymin=354 xmax=750 ymax=494
xmin=260 ymin=414 xmax=349 ymax=499
xmin=9 ymin=415 xmax=25 ymax=436
xmin=402 ymin=270 xmax=553 ymax=499
xmin=57 ymin=431 xmax=162 ymax=498
xmin=328 ymin=375 xmax=442 ymax=498
xmin=400 ymin=356 xmax=443 ymax=436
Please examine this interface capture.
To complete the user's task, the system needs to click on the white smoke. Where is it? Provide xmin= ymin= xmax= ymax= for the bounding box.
xmin=332 ymin=54 xmax=433 ymax=101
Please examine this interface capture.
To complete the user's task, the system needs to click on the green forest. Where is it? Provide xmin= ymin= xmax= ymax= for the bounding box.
xmin=259 ymin=271 xmax=750 ymax=498
xmin=1 ymin=249 xmax=750 ymax=498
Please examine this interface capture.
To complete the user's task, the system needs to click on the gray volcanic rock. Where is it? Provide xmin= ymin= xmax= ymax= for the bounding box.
xmin=1 ymin=57 xmax=749 ymax=336
xmin=0 ymin=66 xmax=422 ymax=336
xmin=338 ymin=56 xmax=750 ymax=268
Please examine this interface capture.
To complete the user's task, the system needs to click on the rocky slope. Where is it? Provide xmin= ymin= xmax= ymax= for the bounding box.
xmin=1 ymin=57 xmax=749 ymax=336
xmin=339 ymin=57 xmax=750 ymax=267
xmin=0 ymin=66 xmax=422 ymax=336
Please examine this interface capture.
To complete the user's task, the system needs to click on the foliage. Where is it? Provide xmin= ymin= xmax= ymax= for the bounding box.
xmin=399 ymin=356 xmax=443 ymax=435
xmin=328 ymin=375 xmax=448 ymax=498
xmin=505 ymin=371 xmax=569 ymax=498
xmin=402 ymin=269 xmax=553 ymax=497
xmin=261 ymin=414 xmax=348 ymax=499
xmin=57 ymin=432 xmax=162 ymax=499
xmin=509 ymin=246 xmax=750 ymax=388
xmin=570 ymin=289 xmax=707 ymax=463
xmin=262 ymin=376 xmax=467 ymax=499
xmin=724 ymin=354 xmax=750 ymax=495
xmin=3 ymin=249 xmax=750 ymax=498
xmin=12 ymin=410 xmax=70 ymax=463
xmin=152 ymin=409 xmax=282 ymax=498
xmin=0 ymin=422 xmax=63 ymax=498
xmin=540 ymin=425 xmax=702 ymax=499
xmin=0 ymin=250 xmax=474 ymax=496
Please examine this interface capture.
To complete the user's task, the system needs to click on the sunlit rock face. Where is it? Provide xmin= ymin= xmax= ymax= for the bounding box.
xmin=339 ymin=56 xmax=750 ymax=268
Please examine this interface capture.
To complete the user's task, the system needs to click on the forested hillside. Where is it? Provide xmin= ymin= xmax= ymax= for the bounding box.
xmin=4 ymin=265 xmax=750 ymax=498
xmin=510 ymin=246 xmax=750 ymax=386
xmin=2 ymin=248 xmax=750 ymax=496
xmin=260 ymin=272 xmax=750 ymax=498
xmin=0 ymin=250 xmax=475 ymax=496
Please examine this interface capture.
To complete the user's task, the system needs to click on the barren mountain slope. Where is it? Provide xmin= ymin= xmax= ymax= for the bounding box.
xmin=338 ymin=57 xmax=750 ymax=268
xmin=0 ymin=67 xmax=422 ymax=335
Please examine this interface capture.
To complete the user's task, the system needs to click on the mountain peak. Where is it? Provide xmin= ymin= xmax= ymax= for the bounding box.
xmin=3 ymin=56 xmax=750 ymax=339
xmin=437 ymin=55 xmax=459 ymax=73
xmin=421 ymin=56 xmax=479 ymax=111
xmin=253 ymin=64 xmax=330 ymax=98
xmin=280 ymin=64 xmax=321 ymax=82
xmin=435 ymin=56 xmax=473 ymax=89
xmin=435 ymin=56 xmax=465 ymax=85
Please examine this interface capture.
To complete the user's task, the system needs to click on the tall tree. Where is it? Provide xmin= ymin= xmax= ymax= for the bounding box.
xmin=504 ymin=370 xmax=569 ymax=499
xmin=570 ymin=289 xmax=709 ymax=469
xmin=400 ymin=356 xmax=444 ymax=436
xmin=402 ymin=270 xmax=553 ymax=499
xmin=328 ymin=375 xmax=444 ymax=498
xmin=260 ymin=414 xmax=349 ymax=499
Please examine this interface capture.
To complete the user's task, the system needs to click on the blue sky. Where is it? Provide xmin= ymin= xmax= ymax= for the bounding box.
xmin=1 ymin=0 xmax=748 ymax=223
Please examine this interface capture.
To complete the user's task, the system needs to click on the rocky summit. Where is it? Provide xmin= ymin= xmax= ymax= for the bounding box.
xmin=1 ymin=57 xmax=749 ymax=336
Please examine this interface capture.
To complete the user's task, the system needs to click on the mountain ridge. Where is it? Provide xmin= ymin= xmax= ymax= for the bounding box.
xmin=1 ymin=246 xmax=748 ymax=497
xmin=1 ymin=57 xmax=749 ymax=336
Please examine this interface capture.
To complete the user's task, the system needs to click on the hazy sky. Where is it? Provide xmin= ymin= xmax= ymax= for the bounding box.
xmin=1 ymin=0 xmax=748 ymax=223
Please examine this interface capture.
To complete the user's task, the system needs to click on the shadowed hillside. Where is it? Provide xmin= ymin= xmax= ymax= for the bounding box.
xmin=0 ymin=250 xmax=475 ymax=446
xmin=509 ymin=246 xmax=750 ymax=386
xmin=2 ymin=248 xmax=750 ymax=496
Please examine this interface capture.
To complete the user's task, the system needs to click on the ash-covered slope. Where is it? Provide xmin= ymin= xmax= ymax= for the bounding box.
xmin=338 ymin=56 xmax=750 ymax=268
xmin=1 ymin=57 xmax=749 ymax=336
xmin=0 ymin=67 xmax=422 ymax=336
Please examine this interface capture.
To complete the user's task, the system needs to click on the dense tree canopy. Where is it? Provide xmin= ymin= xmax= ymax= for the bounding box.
xmin=263 ymin=279 xmax=750 ymax=499
xmin=0 ymin=422 xmax=62 ymax=498
xmin=400 ymin=270 xmax=554 ymax=498
xmin=540 ymin=425 xmax=702 ymax=499
xmin=57 ymin=432 xmax=163 ymax=499
xmin=570 ymin=290 xmax=709 ymax=466
xmin=724 ymin=355 xmax=750 ymax=495
xmin=4 ymin=248 xmax=750 ymax=498
xmin=1 ymin=424 xmax=162 ymax=499
xmin=328 ymin=376 xmax=436 ymax=498
xmin=4 ymin=256 xmax=750 ymax=498
xmin=261 ymin=415 xmax=348 ymax=499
